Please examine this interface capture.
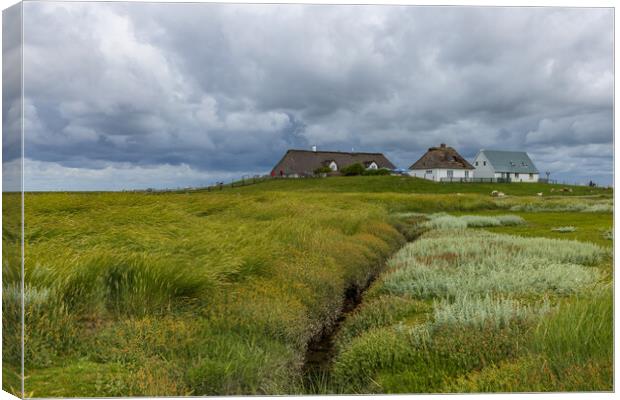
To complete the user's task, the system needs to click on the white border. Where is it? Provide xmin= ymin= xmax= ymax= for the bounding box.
xmin=0 ymin=1 xmax=616 ymax=400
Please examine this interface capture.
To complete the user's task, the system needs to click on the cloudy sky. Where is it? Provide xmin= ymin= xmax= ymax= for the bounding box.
xmin=3 ymin=2 xmax=614 ymax=190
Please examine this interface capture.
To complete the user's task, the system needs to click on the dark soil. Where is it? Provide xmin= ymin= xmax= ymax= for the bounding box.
xmin=302 ymin=282 xmax=368 ymax=378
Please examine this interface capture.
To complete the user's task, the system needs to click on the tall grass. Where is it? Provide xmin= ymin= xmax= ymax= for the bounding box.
xmin=445 ymin=287 xmax=613 ymax=392
xmin=506 ymin=198 xmax=613 ymax=213
xmin=433 ymin=295 xmax=549 ymax=329
xmin=530 ymin=286 xmax=612 ymax=373
xmin=14 ymin=190 xmax=411 ymax=396
xmin=7 ymin=184 xmax=612 ymax=395
xmin=331 ymin=227 xmax=609 ymax=393
xmin=422 ymin=214 xmax=525 ymax=230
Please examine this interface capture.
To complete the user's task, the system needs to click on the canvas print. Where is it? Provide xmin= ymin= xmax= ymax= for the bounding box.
xmin=2 ymin=1 xmax=614 ymax=397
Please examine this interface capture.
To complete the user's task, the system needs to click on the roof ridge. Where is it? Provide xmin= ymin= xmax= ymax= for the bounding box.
xmin=287 ymin=149 xmax=385 ymax=155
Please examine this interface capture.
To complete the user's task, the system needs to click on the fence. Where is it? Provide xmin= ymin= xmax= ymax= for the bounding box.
xmin=439 ymin=177 xmax=512 ymax=183
xmin=205 ymin=174 xmax=273 ymax=191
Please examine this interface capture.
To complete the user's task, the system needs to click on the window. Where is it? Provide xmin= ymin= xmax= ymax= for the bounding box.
xmin=515 ymin=173 xmax=520 ymax=178
xmin=447 ymin=170 xmax=454 ymax=178
xmin=529 ymin=173 xmax=533 ymax=178
xmin=465 ymin=171 xmax=470 ymax=178
xmin=475 ymin=161 xmax=479 ymax=166
xmin=426 ymin=170 xmax=432 ymax=174
xmin=483 ymin=161 xmax=486 ymax=166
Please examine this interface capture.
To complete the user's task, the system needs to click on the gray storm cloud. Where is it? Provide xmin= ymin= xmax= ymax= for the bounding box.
xmin=12 ymin=2 xmax=614 ymax=189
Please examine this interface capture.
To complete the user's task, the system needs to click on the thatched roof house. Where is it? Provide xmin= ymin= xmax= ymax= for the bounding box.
xmin=271 ymin=149 xmax=396 ymax=177
xmin=408 ymin=143 xmax=474 ymax=181
xmin=409 ymin=143 xmax=475 ymax=170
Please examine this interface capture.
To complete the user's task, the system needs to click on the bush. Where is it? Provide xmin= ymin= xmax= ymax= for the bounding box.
xmin=313 ymin=166 xmax=332 ymax=174
xmin=362 ymin=168 xmax=391 ymax=176
xmin=340 ymin=163 xmax=366 ymax=176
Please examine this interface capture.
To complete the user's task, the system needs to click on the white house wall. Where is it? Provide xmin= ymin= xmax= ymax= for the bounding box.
xmin=408 ymin=168 xmax=472 ymax=182
xmin=509 ymin=172 xmax=539 ymax=182
xmin=472 ymin=152 xmax=495 ymax=178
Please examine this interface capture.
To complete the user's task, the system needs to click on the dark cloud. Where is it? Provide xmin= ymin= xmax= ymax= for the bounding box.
xmin=16 ymin=2 xmax=614 ymax=189
xmin=2 ymin=3 xmax=22 ymax=191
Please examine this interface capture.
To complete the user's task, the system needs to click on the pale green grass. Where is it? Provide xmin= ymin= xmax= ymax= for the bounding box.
xmin=433 ymin=295 xmax=550 ymax=329
xmin=552 ymin=226 xmax=577 ymax=233
xmin=422 ymin=214 xmax=525 ymax=230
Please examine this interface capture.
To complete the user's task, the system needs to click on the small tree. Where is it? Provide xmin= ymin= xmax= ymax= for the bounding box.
xmin=340 ymin=163 xmax=366 ymax=176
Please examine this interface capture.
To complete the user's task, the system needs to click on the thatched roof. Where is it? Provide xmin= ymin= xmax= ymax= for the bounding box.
xmin=409 ymin=144 xmax=474 ymax=170
xmin=272 ymin=149 xmax=396 ymax=176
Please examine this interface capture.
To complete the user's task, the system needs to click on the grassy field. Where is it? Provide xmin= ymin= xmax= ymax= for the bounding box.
xmin=2 ymin=176 xmax=613 ymax=396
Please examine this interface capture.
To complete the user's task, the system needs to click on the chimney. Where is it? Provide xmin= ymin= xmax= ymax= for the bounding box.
xmin=440 ymin=143 xmax=446 ymax=148
xmin=312 ymin=145 xmax=317 ymax=152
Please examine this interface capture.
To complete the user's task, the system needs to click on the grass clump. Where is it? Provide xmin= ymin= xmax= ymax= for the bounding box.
xmin=422 ymin=213 xmax=525 ymax=230
xmin=601 ymin=229 xmax=613 ymax=240
xmin=432 ymin=295 xmax=549 ymax=329
xmin=551 ymin=226 xmax=577 ymax=233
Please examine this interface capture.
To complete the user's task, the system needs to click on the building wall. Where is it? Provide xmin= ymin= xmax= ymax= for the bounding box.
xmin=472 ymin=152 xmax=495 ymax=178
xmin=508 ymin=172 xmax=539 ymax=183
xmin=408 ymin=168 xmax=472 ymax=182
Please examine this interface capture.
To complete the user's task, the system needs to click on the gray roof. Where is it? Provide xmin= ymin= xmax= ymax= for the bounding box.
xmin=272 ymin=149 xmax=396 ymax=176
xmin=479 ymin=150 xmax=539 ymax=174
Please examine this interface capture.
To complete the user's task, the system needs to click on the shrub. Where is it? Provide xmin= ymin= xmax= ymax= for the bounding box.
xmin=340 ymin=163 xmax=366 ymax=176
xmin=314 ymin=166 xmax=332 ymax=174
xmin=362 ymin=168 xmax=391 ymax=176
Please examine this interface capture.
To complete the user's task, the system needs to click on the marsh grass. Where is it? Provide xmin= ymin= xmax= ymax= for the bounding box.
xmin=551 ymin=226 xmax=577 ymax=233
xmin=331 ymin=226 xmax=609 ymax=393
xmin=445 ymin=287 xmax=613 ymax=393
xmin=506 ymin=198 xmax=613 ymax=213
xmin=422 ymin=214 xmax=525 ymax=230
xmin=4 ymin=181 xmax=612 ymax=396
xmin=11 ymin=190 xmax=413 ymax=396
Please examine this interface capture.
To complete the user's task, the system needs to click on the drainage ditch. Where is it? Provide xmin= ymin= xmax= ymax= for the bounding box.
xmin=303 ymin=285 xmax=363 ymax=375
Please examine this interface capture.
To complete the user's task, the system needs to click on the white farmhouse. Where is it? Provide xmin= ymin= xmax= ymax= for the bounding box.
xmin=472 ymin=150 xmax=539 ymax=182
xmin=407 ymin=143 xmax=475 ymax=182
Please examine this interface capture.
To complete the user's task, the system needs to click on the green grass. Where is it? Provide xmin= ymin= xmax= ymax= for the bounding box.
xmin=2 ymin=176 xmax=613 ymax=396
xmin=329 ymin=207 xmax=612 ymax=393
xmin=451 ymin=210 xmax=613 ymax=248
xmin=446 ymin=287 xmax=613 ymax=392
xmin=234 ymin=176 xmax=611 ymax=197
xmin=7 ymin=189 xmax=410 ymax=396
